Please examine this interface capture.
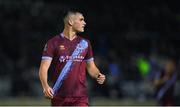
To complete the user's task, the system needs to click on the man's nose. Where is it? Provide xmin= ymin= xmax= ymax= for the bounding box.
xmin=84 ymin=21 xmax=86 ymax=25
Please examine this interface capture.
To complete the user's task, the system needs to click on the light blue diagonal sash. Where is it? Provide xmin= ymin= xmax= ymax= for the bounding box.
xmin=53 ymin=39 xmax=88 ymax=95
xmin=157 ymin=72 xmax=177 ymax=100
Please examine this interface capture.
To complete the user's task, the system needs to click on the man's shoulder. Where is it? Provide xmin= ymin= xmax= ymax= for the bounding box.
xmin=48 ymin=35 xmax=61 ymax=42
xmin=78 ymin=35 xmax=91 ymax=43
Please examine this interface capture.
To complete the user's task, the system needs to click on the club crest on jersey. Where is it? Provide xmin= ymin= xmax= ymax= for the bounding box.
xmin=59 ymin=45 xmax=65 ymax=50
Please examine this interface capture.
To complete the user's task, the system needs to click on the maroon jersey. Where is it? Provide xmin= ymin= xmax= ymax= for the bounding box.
xmin=42 ymin=33 xmax=94 ymax=98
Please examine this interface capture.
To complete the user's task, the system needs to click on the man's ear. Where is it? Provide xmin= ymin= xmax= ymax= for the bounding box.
xmin=68 ymin=19 xmax=73 ymax=26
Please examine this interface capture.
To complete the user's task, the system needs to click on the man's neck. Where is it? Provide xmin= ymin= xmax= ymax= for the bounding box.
xmin=62 ymin=29 xmax=77 ymax=41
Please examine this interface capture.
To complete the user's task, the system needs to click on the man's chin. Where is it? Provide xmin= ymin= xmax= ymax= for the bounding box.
xmin=77 ymin=30 xmax=84 ymax=33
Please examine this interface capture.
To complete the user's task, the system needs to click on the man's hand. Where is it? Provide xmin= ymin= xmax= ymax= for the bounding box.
xmin=97 ymin=73 xmax=106 ymax=84
xmin=43 ymin=86 xmax=54 ymax=99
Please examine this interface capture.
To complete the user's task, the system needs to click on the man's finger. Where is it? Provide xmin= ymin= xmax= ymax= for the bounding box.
xmin=50 ymin=88 xmax=54 ymax=95
xmin=44 ymin=89 xmax=53 ymax=99
xmin=47 ymin=89 xmax=53 ymax=98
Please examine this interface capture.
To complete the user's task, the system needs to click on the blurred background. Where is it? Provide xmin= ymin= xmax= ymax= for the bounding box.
xmin=0 ymin=0 xmax=180 ymax=106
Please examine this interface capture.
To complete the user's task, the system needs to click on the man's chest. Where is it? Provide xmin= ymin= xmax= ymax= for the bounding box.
xmin=54 ymin=41 xmax=88 ymax=62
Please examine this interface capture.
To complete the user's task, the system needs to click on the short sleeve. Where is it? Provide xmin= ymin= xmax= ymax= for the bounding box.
xmin=41 ymin=39 xmax=55 ymax=61
xmin=84 ymin=40 xmax=94 ymax=62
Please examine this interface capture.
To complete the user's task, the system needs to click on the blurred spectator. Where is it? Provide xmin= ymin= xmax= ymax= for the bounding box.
xmin=107 ymin=50 xmax=123 ymax=98
xmin=136 ymin=54 xmax=151 ymax=79
xmin=153 ymin=58 xmax=177 ymax=106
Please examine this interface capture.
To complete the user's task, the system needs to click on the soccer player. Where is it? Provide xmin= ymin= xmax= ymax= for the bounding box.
xmin=39 ymin=9 xmax=106 ymax=106
xmin=154 ymin=58 xmax=177 ymax=106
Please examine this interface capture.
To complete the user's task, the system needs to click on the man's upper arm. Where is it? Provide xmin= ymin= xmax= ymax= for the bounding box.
xmin=86 ymin=60 xmax=100 ymax=79
xmin=39 ymin=59 xmax=52 ymax=72
xmin=86 ymin=60 xmax=98 ymax=74
xmin=86 ymin=60 xmax=95 ymax=70
xmin=40 ymin=38 xmax=55 ymax=71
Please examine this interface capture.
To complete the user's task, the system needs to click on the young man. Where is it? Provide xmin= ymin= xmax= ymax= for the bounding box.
xmin=39 ymin=9 xmax=106 ymax=106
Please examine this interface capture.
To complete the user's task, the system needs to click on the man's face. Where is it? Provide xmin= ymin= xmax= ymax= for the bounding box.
xmin=71 ymin=13 xmax=86 ymax=32
xmin=165 ymin=60 xmax=175 ymax=74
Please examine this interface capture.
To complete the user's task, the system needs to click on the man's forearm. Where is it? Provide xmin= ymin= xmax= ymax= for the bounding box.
xmin=39 ymin=60 xmax=52 ymax=89
xmin=39 ymin=69 xmax=49 ymax=89
xmin=88 ymin=66 xmax=100 ymax=79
